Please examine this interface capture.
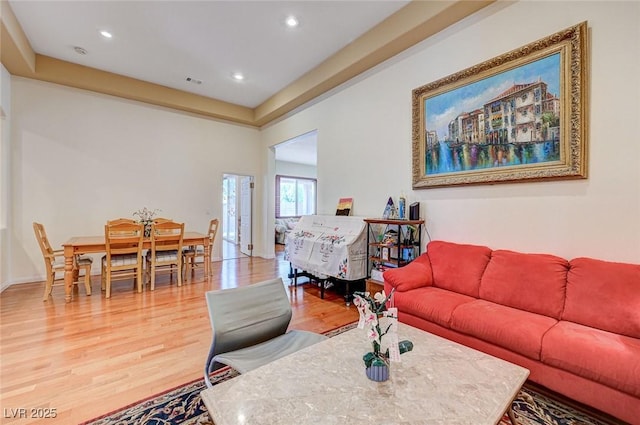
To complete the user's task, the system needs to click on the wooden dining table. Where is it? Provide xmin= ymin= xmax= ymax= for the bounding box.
xmin=62 ymin=231 xmax=210 ymax=302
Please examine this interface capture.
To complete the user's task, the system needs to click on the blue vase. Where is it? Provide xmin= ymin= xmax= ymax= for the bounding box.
xmin=366 ymin=364 xmax=389 ymax=382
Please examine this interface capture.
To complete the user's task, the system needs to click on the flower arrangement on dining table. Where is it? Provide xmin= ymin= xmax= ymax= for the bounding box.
xmin=353 ymin=288 xmax=413 ymax=375
xmin=133 ymin=207 xmax=161 ymax=236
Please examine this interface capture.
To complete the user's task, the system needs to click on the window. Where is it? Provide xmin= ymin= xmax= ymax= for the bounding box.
xmin=276 ymin=175 xmax=317 ymax=218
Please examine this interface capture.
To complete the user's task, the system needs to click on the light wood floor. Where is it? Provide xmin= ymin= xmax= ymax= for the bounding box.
xmin=0 ymin=250 xmax=358 ymax=424
xmin=221 ymin=238 xmax=248 ymax=260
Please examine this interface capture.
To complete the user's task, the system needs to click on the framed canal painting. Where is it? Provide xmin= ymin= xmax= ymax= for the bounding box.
xmin=412 ymin=22 xmax=588 ymax=189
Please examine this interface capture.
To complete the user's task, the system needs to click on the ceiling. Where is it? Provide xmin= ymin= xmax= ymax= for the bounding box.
xmin=7 ymin=0 xmax=409 ymax=109
xmin=275 ymin=130 xmax=318 ymax=166
xmin=2 ymin=1 xmax=493 ymax=126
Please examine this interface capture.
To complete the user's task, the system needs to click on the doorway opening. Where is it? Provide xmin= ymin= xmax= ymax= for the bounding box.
xmin=273 ymin=130 xmax=318 ymax=255
xmin=222 ymin=173 xmax=253 ymax=260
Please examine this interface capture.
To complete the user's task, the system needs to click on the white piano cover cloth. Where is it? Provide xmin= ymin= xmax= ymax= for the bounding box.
xmin=284 ymin=215 xmax=367 ymax=281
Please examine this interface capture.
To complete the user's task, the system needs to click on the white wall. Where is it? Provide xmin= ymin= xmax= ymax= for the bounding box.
xmin=275 ymin=160 xmax=317 ymax=179
xmin=1 ymin=65 xmax=11 ymax=290
xmin=262 ymin=1 xmax=640 ymax=263
xmin=8 ymin=78 xmax=262 ymax=284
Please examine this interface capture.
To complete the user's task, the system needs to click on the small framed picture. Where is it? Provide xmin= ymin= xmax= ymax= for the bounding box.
xmin=381 ymin=247 xmax=390 ymax=261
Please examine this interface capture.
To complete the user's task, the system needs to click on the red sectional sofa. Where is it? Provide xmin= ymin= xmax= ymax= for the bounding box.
xmin=383 ymin=240 xmax=640 ymax=424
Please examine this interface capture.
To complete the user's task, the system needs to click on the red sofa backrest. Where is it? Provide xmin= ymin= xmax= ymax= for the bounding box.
xmin=479 ymin=250 xmax=569 ymax=319
xmin=564 ymin=257 xmax=640 ymax=338
xmin=418 ymin=242 xmax=639 ymax=328
xmin=428 ymin=241 xmax=492 ymax=298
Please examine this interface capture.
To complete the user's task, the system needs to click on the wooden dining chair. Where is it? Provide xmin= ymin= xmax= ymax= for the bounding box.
xmin=146 ymin=220 xmax=184 ymax=290
xmin=107 ymin=218 xmax=137 ymax=226
xmin=33 ymin=222 xmax=93 ymax=301
xmin=101 ymin=220 xmax=144 ymax=298
xmin=183 ymin=218 xmax=218 ymax=279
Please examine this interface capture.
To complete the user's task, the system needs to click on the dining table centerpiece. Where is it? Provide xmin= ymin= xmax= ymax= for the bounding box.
xmin=353 ymin=288 xmax=413 ymax=382
xmin=133 ymin=207 xmax=160 ymax=237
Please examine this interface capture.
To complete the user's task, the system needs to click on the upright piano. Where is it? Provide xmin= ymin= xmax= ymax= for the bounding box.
xmin=284 ymin=215 xmax=367 ymax=303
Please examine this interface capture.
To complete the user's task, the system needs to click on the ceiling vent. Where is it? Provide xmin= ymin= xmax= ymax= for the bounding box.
xmin=186 ymin=77 xmax=203 ymax=85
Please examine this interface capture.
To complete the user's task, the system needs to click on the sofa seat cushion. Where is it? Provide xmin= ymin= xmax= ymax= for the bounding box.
xmin=428 ymin=241 xmax=492 ymax=298
xmin=479 ymin=250 xmax=569 ymax=319
xmin=542 ymin=320 xmax=640 ymax=397
xmin=393 ymin=287 xmax=475 ymax=329
xmin=564 ymin=257 xmax=640 ymax=339
xmin=450 ymin=299 xmax=557 ymax=360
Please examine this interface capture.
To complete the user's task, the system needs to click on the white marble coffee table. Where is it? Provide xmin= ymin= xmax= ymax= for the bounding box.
xmin=201 ymin=323 xmax=529 ymax=425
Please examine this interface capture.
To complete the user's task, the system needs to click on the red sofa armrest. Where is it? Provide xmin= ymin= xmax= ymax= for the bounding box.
xmin=383 ymin=253 xmax=433 ymax=292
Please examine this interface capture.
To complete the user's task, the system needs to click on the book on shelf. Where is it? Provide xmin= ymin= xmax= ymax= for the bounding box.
xmin=370 ymin=264 xmax=392 ymax=282
xmin=370 ymin=268 xmax=385 ymax=282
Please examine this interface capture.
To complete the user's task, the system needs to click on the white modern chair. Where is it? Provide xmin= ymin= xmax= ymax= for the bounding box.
xmin=203 ymin=277 xmax=327 ymax=387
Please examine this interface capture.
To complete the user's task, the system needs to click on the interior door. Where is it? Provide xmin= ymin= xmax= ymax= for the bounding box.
xmin=222 ymin=175 xmax=238 ymax=243
xmin=239 ymin=176 xmax=253 ymax=256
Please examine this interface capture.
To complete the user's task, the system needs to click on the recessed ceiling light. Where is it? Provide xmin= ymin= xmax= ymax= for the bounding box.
xmin=232 ymin=72 xmax=245 ymax=81
xmin=285 ymin=16 xmax=299 ymax=28
xmin=99 ymin=30 xmax=113 ymax=39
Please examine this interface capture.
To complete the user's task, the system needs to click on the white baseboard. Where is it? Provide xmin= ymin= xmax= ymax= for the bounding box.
xmin=0 ymin=272 xmax=104 ymax=293
xmin=0 ymin=256 xmax=273 ymax=292
xmin=0 ymin=280 xmax=11 ymax=293
xmin=1 ymin=275 xmax=44 ymax=292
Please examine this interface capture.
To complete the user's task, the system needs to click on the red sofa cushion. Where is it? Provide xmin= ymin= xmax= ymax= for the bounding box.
xmin=428 ymin=241 xmax=492 ymax=298
xmin=392 ymin=286 xmax=475 ymax=329
xmin=479 ymin=250 xmax=568 ymax=318
xmin=450 ymin=299 xmax=557 ymax=360
xmin=383 ymin=252 xmax=433 ymax=292
xmin=542 ymin=320 xmax=640 ymax=397
xmin=564 ymin=257 xmax=640 ymax=339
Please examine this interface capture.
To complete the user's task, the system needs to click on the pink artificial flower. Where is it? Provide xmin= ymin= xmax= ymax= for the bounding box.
xmin=373 ymin=290 xmax=387 ymax=304
xmin=364 ymin=312 xmax=378 ymax=326
xmin=367 ymin=326 xmax=380 ymax=341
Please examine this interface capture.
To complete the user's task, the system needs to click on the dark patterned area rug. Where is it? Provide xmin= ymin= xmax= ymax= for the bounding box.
xmin=501 ymin=383 xmax=624 ymax=425
xmin=82 ymin=323 xmax=623 ymax=425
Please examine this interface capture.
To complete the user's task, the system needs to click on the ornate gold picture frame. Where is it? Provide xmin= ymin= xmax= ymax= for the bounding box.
xmin=412 ymin=22 xmax=588 ymax=189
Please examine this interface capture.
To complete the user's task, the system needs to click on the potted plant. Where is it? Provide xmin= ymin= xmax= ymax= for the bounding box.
xmin=353 ymin=288 xmax=413 ymax=382
xmin=133 ymin=207 xmax=160 ymax=237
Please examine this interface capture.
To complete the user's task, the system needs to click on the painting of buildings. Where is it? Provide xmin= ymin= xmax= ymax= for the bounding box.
xmin=424 ymin=53 xmax=561 ymax=175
